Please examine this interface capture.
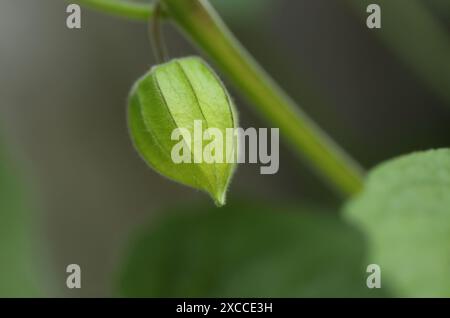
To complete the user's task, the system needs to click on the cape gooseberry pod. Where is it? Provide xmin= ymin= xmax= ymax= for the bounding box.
xmin=128 ymin=57 xmax=238 ymax=206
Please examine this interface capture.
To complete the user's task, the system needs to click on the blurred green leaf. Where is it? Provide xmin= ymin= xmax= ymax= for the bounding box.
xmin=0 ymin=138 xmax=41 ymax=297
xmin=346 ymin=0 xmax=450 ymax=107
xmin=345 ymin=149 xmax=450 ymax=297
xmin=117 ymin=202 xmax=387 ymax=297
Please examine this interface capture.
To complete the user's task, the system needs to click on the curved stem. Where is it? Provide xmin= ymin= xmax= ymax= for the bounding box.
xmin=162 ymin=0 xmax=364 ymax=197
xmin=73 ymin=0 xmax=154 ymax=21
xmin=149 ymin=1 xmax=168 ymax=63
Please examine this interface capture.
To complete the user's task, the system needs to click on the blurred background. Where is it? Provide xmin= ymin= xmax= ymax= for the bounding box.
xmin=0 ymin=0 xmax=449 ymax=297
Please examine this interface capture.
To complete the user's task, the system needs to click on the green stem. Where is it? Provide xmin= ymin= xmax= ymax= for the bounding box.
xmin=71 ymin=0 xmax=365 ymax=197
xmin=73 ymin=0 xmax=154 ymax=21
xmin=150 ymin=1 xmax=168 ymax=63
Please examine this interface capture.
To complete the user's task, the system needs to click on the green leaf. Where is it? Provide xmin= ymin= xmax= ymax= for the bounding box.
xmin=0 ymin=138 xmax=42 ymax=296
xmin=128 ymin=57 xmax=238 ymax=206
xmin=345 ymin=149 xmax=450 ymax=297
xmin=116 ymin=203 xmax=387 ymax=297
